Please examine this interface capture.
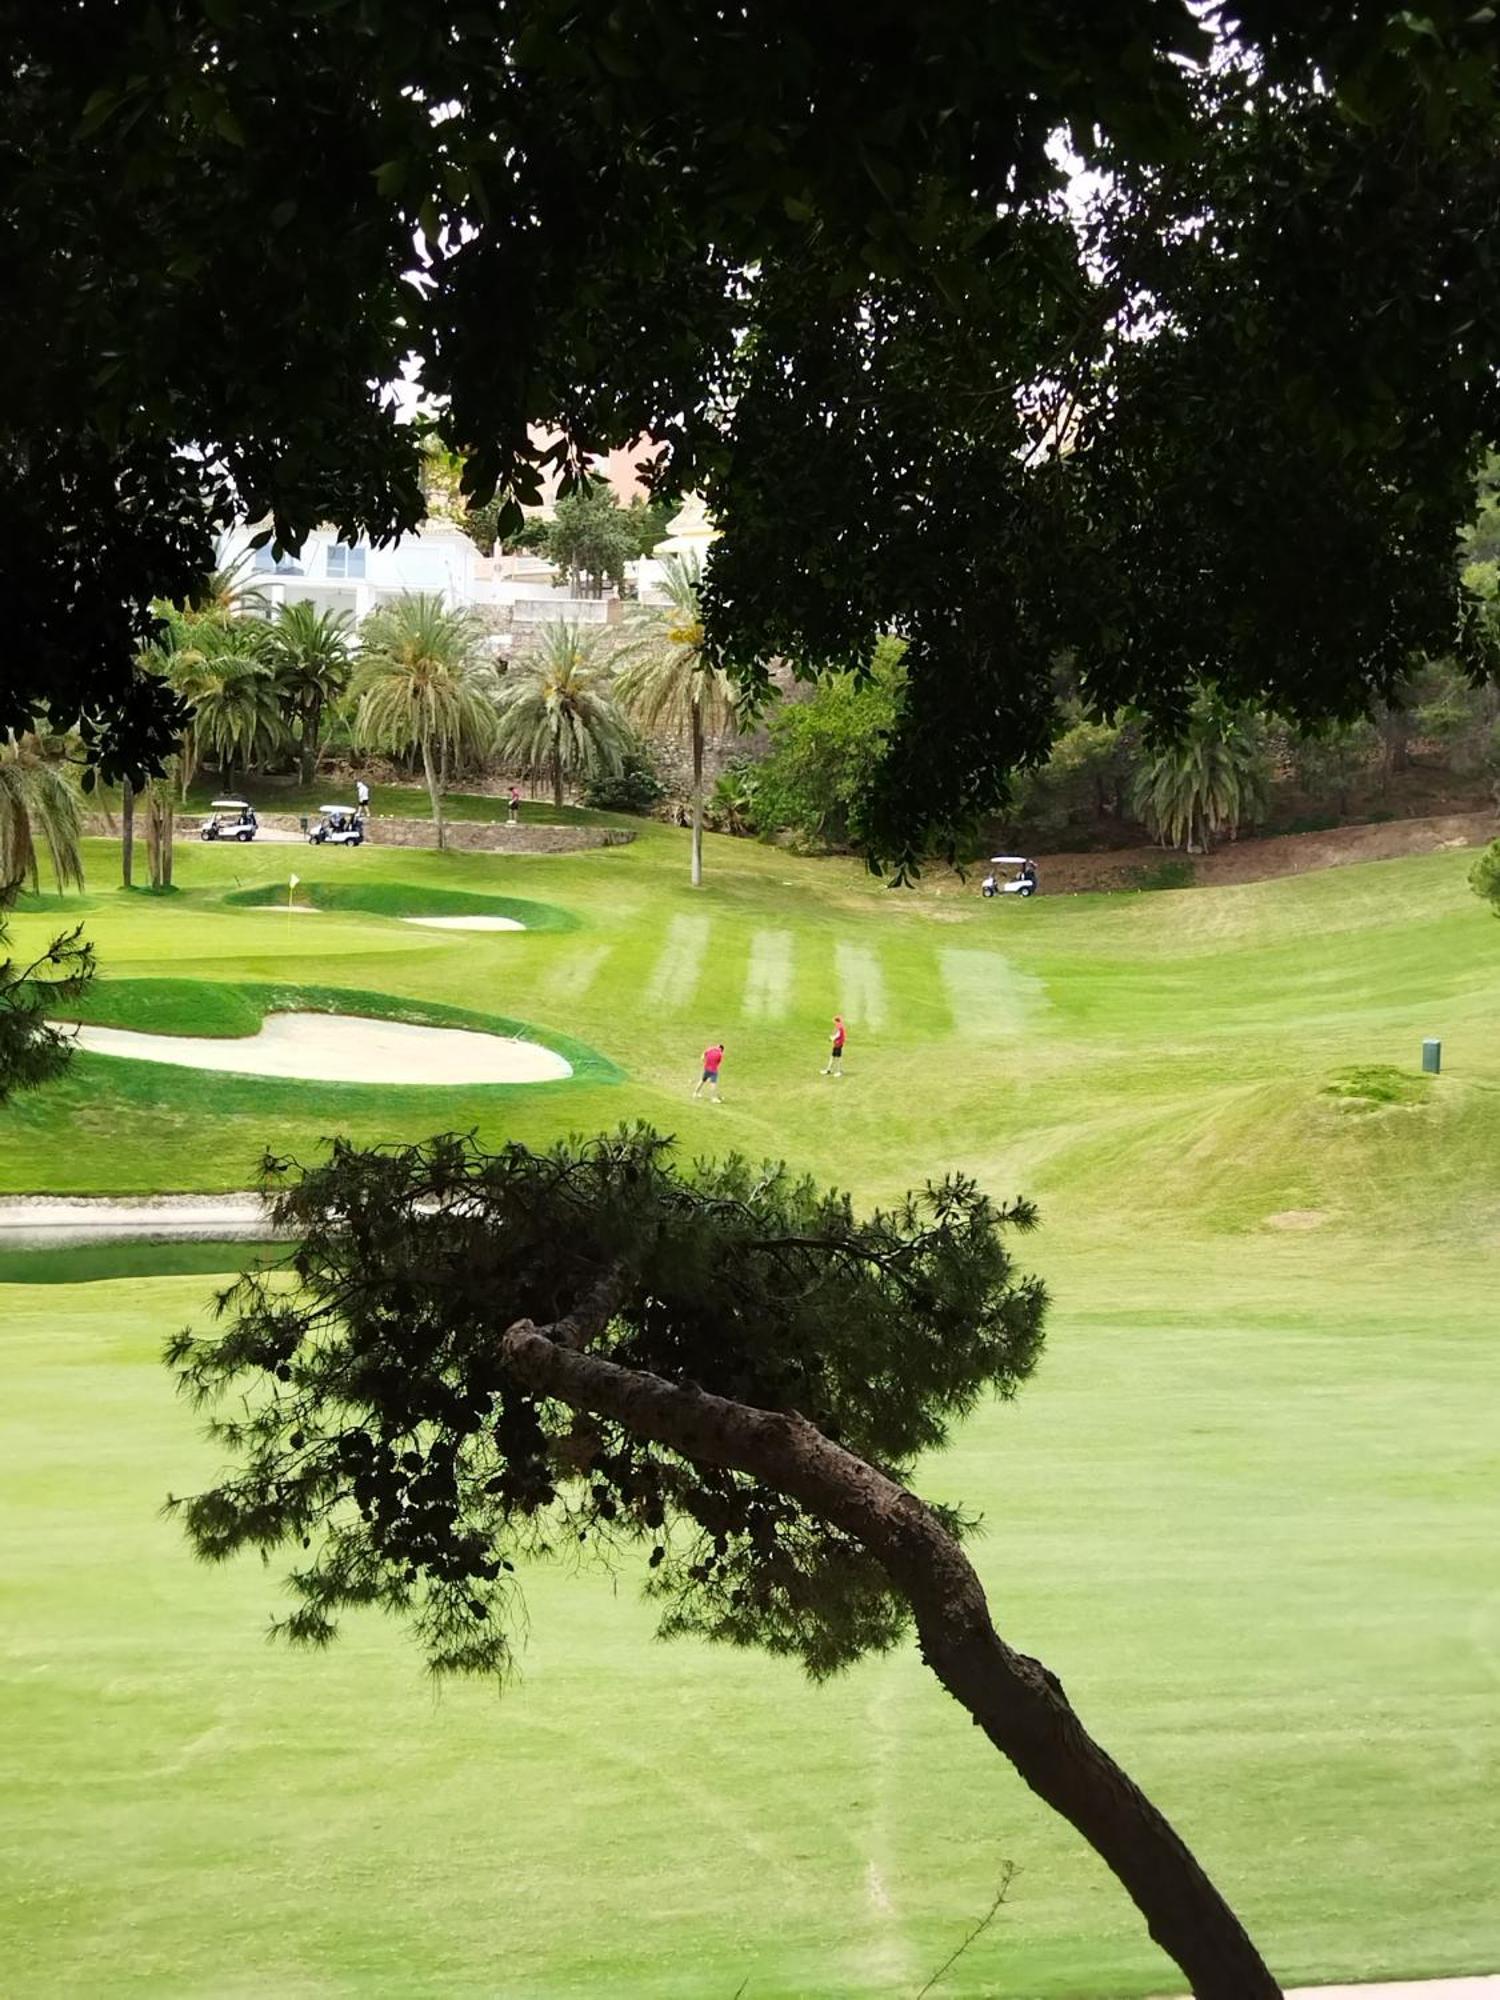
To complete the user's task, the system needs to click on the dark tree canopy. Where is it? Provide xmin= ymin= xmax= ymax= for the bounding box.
xmin=6 ymin=2 xmax=1500 ymax=860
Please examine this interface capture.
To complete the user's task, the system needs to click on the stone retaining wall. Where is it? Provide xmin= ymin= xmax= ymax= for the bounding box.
xmin=364 ymin=817 xmax=633 ymax=853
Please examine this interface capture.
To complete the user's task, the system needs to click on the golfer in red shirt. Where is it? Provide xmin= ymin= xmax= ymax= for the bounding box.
xmin=692 ymin=1040 xmax=725 ymax=1102
xmin=822 ymin=1014 xmax=846 ymax=1076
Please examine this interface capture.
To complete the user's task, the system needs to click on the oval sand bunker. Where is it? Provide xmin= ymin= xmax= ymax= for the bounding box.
xmin=70 ymin=1013 xmax=571 ymax=1085
xmin=402 ymin=915 xmax=524 ymax=932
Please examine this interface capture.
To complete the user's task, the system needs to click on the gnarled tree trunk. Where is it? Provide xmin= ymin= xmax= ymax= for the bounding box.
xmin=121 ymin=779 xmax=134 ymax=889
xmin=499 ymin=1321 xmax=1282 ymax=2000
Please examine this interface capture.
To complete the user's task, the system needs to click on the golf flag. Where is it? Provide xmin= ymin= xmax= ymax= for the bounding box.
xmin=287 ymin=873 xmax=300 ymax=913
xmin=289 ymin=874 xmax=300 ymax=887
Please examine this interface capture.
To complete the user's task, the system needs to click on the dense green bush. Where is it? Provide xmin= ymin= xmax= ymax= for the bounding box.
xmin=748 ymin=638 xmax=905 ymax=848
xmin=580 ymin=739 xmax=666 ymax=815
xmin=1470 ymin=839 xmax=1500 ymax=915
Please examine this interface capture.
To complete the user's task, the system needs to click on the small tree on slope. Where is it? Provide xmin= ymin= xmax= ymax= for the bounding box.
xmin=0 ymin=907 xmax=92 ymax=1104
xmin=167 ymin=1130 xmax=1279 ymax=2000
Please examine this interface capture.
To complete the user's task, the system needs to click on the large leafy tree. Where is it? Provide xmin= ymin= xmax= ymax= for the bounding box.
xmin=168 ymin=1131 xmax=1279 ymax=1998
xmin=268 ymin=602 xmax=355 ymax=788
xmin=494 ymin=623 xmax=630 ymax=809
xmin=542 ymin=485 xmax=635 ymax=598
xmin=352 ymin=594 xmax=497 ymax=848
xmin=615 ymin=554 xmax=738 ymax=884
xmin=7 ymin=5 xmax=1500 ymax=868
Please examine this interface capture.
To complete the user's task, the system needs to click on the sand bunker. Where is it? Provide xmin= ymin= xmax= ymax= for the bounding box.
xmin=69 ymin=1013 xmax=571 ymax=1085
xmin=402 ymin=915 xmax=524 ymax=932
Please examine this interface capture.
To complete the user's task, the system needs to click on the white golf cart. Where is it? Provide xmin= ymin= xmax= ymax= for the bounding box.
xmin=307 ymin=804 xmax=365 ymax=848
xmin=198 ymin=798 xmax=258 ymax=843
xmin=984 ymin=855 xmax=1039 ymax=898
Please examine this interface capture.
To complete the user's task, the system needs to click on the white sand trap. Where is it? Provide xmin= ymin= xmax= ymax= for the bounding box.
xmin=68 ymin=1013 xmax=571 ymax=1085
xmin=402 ymin=915 xmax=524 ymax=932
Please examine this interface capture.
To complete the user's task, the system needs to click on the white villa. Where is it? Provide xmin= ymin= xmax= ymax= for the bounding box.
xmin=220 ymin=519 xmax=482 ymax=623
xmin=220 ymin=489 xmax=718 ymax=630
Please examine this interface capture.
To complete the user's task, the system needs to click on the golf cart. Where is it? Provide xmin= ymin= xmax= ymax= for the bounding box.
xmin=985 ymin=855 xmax=1039 ymax=898
xmin=199 ymin=799 xmax=258 ymax=843
xmin=307 ymin=804 xmax=364 ymax=848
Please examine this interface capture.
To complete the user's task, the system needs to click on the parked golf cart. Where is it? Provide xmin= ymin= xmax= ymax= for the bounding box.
xmin=307 ymin=804 xmax=364 ymax=847
xmin=198 ymin=799 xmax=258 ymax=843
xmin=984 ymin=855 xmax=1039 ymax=897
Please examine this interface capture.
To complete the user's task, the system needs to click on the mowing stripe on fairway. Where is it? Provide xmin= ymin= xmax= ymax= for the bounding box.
xmin=834 ymin=940 xmax=890 ymax=1033
xmin=644 ymin=913 xmax=711 ymax=1010
xmin=939 ymin=946 xmax=1047 ymax=1035
xmin=744 ymin=930 xmax=795 ymax=1019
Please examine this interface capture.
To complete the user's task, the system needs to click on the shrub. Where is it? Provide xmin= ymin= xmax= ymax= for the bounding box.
xmin=1129 ymin=858 xmax=1195 ymax=891
xmin=1470 ymin=838 xmax=1500 ymax=914
xmin=1322 ymin=1065 xmax=1433 ymax=1111
xmin=580 ymin=739 xmax=666 ymax=815
xmin=750 ymin=637 xmax=905 ymax=848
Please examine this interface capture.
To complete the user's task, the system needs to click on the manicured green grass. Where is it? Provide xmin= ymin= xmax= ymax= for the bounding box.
xmin=3 ymin=823 xmax=1499 ymax=1994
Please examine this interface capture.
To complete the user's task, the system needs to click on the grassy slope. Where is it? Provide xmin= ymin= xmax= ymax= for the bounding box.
xmin=2 ymin=826 xmax=1499 ymax=1995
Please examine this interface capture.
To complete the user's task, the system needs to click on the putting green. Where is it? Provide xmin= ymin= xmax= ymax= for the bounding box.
xmin=1 ymin=824 xmax=1498 ymax=1995
xmin=221 ymin=878 xmax=578 ymax=930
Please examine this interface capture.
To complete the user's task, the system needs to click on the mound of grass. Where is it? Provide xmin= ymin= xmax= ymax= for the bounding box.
xmin=66 ymin=978 xmax=264 ymax=1039
xmin=221 ymin=879 xmax=578 ymax=931
xmin=6 ymin=890 xmax=102 ymax=916
xmin=1322 ymin=1063 xmax=1434 ymax=1112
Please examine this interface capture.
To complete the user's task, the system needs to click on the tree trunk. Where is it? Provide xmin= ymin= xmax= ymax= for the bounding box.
xmin=299 ymin=696 xmax=319 ymax=790
xmin=121 ymin=779 xmax=135 ymax=890
xmin=690 ymin=704 xmax=704 ymax=888
xmin=161 ymin=795 xmax=174 ymax=888
xmin=552 ymin=745 xmax=564 ymax=811
xmin=1382 ymin=706 xmax=1411 ymax=779
xmin=421 ymin=737 xmax=446 ymax=851
xmin=498 ymin=1324 xmax=1282 ymax=2000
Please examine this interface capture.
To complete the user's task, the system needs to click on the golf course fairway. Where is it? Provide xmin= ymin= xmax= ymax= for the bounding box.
xmin=2 ymin=823 xmax=1497 ymax=1997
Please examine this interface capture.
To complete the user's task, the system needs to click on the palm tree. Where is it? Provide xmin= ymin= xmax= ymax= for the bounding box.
xmin=1132 ymin=695 xmax=1268 ymax=853
xmin=352 ymin=594 xmax=498 ymax=849
xmin=142 ymin=759 xmax=180 ymax=890
xmin=189 ymin=545 xmax=269 ymax=618
xmin=166 ymin=623 xmax=287 ymax=793
xmin=268 ymin=601 xmax=354 ymax=787
xmin=0 ymin=732 xmax=85 ymax=893
xmin=615 ymin=554 xmax=739 ymax=885
xmin=494 ymin=622 xmax=631 ymax=811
